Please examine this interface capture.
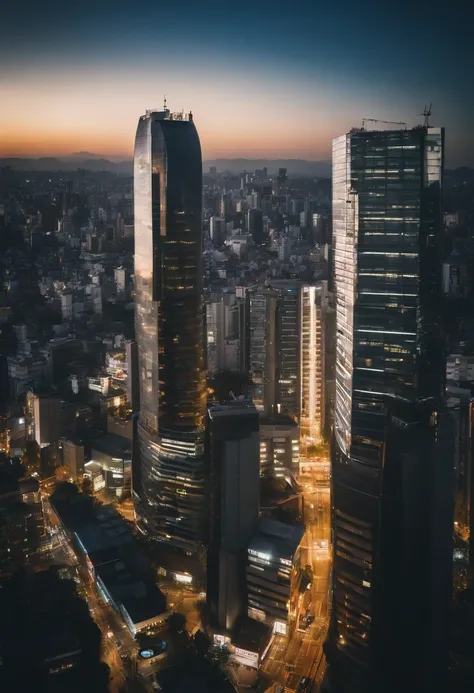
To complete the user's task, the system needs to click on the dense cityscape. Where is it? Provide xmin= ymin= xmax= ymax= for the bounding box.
xmin=1 ymin=104 xmax=474 ymax=693
xmin=1 ymin=2 xmax=473 ymax=692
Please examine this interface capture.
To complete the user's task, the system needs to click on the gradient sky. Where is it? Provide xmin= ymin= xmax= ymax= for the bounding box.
xmin=1 ymin=0 xmax=473 ymax=166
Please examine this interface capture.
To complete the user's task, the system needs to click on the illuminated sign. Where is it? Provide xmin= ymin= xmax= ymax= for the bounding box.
xmin=233 ymin=647 xmax=259 ymax=669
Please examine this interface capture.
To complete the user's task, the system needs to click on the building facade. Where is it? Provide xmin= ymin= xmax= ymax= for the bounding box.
xmin=327 ymin=125 xmax=452 ymax=692
xmin=246 ymin=518 xmax=304 ymax=636
xmin=249 ymin=281 xmax=326 ymax=444
xmin=300 ymin=282 xmax=326 ymax=446
xmin=207 ymin=403 xmax=260 ymax=631
xmin=133 ymin=107 xmax=207 ymax=554
xmin=249 ymin=288 xmax=277 ymax=414
xmin=206 ymin=291 xmax=243 ymax=375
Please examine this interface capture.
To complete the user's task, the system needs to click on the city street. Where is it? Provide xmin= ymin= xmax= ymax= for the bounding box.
xmin=39 ymin=467 xmax=331 ymax=693
xmin=39 ymin=512 xmax=151 ymax=693
xmin=261 ymin=464 xmax=331 ymax=693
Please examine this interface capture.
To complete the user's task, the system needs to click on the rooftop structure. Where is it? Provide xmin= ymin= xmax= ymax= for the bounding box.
xmin=49 ymin=489 xmax=166 ymax=634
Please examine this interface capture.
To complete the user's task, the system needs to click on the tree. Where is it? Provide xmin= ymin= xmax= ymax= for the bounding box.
xmin=195 ymin=599 xmax=210 ymax=633
xmin=82 ymin=476 xmax=93 ymax=497
xmin=167 ymin=611 xmax=187 ymax=634
xmin=194 ymin=629 xmax=211 ymax=658
xmin=166 ymin=612 xmax=190 ymax=666
xmin=307 ymin=441 xmax=328 ymax=458
xmin=0 ymin=568 xmax=109 ymax=693
xmin=209 ymin=644 xmax=231 ymax=669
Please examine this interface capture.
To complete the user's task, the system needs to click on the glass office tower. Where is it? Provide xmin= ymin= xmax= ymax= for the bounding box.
xmin=327 ymin=126 xmax=452 ymax=692
xmin=134 ymin=107 xmax=206 ymax=554
xmin=300 ymin=283 xmax=326 ymax=445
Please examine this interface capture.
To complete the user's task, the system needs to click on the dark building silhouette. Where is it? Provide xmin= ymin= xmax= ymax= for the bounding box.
xmin=0 ymin=569 xmax=109 ymax=692
xmin=326 ymin=125 xmax=453 ymax=692
xmin=247 ymin=208 xmax=264 ymax=245
xmin=206 ymin=402 xmax=260 ymax=631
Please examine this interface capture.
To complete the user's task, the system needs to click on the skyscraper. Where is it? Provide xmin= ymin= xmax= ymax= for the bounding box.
xmin=249 ymin=282 xmax=300 ymax=418
xmin=249 ymin=281 xmax=326 ymax=441
xmin=133 ymin=106 xmax=207 ymax=555
xmin=206 ymin=291 xmax=243 ymax=375
xmin=247 ymin=208 xmax=265 ymax=245
xmin=207 ymin=402 xmax=260 ymax=631
xmin=327 ymin=124 xmax=453 ymax=691
xmin=300 ymin=283 xmax=326 ymax=445
xmin=249 ymin=288 xmax=277 ymax=415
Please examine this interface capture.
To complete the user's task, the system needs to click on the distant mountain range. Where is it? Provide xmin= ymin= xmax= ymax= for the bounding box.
xmin=0 ymin=156 xmax=133 ymax=174
xmin=1 ymin=155 xmax=470 ymax=180
xmin=0 ymin=155 xmax=331 ymax=177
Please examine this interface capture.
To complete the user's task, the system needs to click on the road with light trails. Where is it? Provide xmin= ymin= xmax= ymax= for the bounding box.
xmin=261 ymin=463 xmax=331 ymax=693
xmin=40 ymin=503 xmax=154 ymax=693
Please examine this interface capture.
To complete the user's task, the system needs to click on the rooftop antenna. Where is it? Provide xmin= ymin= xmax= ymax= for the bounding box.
xmin=164 ymin=94 xmax=167 ymax=110
xmin=421 ymin=103 xmax=432 ymax=127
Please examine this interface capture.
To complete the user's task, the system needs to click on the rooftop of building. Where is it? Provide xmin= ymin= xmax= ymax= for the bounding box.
xmin=94 ymin=554 xmax=164 ymax=626
xmin=208 ymin=400 xmax=257 ymax=418
xmin=84 ymin=461 xmax=103 ymax=476
xmin=144 ymin=106 xmax=193 ymax=122
xmin=142 ymin=542 xmax=203 ymax=580
xmin=248 ymin=517 xmax=305 ymax=561
xmin=260 ymin=414 xmax=298 ymax=429
xmin=231 ymin=616 xmax=273 ymax=654
xmin=50 ymin=487 xmax=166 ymax=627
xmin=90 ymin=432 xmax=131 ymax=458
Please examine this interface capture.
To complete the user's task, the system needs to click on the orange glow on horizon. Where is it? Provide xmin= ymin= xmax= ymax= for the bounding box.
xmin=0 ymin=123 xmax=333 ymax=161
xmin=0 ymin=64 xmax=363 ymax=162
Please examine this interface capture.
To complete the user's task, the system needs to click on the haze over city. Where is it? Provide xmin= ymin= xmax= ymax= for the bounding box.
xmin=1 ymin=0 xmax=473 ymax=166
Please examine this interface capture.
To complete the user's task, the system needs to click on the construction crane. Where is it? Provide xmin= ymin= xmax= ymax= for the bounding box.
xmin=362 ymin=118 xmax=407 ymax=129
xmin=420 ymin=103 xmax=432 ymax=127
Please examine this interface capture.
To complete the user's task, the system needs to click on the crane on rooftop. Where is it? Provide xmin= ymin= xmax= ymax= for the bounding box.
xmin=421 ymin=103 xmax=433 ymax=127
xmin=362 ymin=118 xmax=407 ymax=129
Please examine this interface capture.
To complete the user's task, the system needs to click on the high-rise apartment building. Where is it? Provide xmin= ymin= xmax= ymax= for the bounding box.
xmin=133 ymin=106 xmax=207 ymax=555
xmin=272 ymin=281 xmax=300 ymax=418
xmin=327 ymin=125 xmax=452 ymax=692
xmin=206 ymin=291 xmax=245 ymax=375
xmin=300 ymin=283 xmax=326 ymax=445
xmin=249 ymin=283 xmax=299 ymax=418
xmin=249 ymin=288 xmax=277 ymax=415
xmin=249 ymin=282 xmax=326 ymax=445
xmin=26 ymin=392 xmax=61 ymax=448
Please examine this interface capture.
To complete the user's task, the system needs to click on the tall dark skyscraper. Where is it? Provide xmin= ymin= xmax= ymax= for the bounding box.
xmin=327 ymin=125 xmax=453 ymax=692
xmin=133 ymin=106 xmax=207 ymax=555
xmin=247 ymin=208 xmax=264 ymax=245
xmin=206 ymin=402 xmax=260 ymax=631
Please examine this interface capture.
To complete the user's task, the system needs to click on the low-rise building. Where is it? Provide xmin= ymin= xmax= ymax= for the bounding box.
xmin=246 ymin=517 xmax=305 ymax=636
xmin=88 ymin=432 xmax=132 ymax=496
xmin=48 ymin=489 xmax=167 ymax=635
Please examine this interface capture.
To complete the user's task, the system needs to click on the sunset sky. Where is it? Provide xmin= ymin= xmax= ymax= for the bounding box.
xmin=1 ymin=0 xmax=473 ymax=166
